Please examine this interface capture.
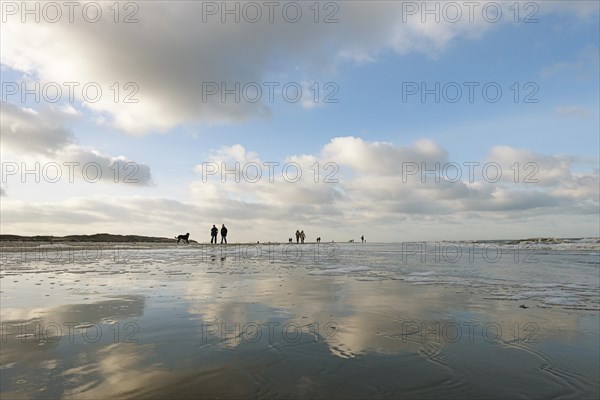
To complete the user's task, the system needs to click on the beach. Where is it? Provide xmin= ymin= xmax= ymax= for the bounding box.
xmin=2 ymin=0 xmax=599 ymax=398
xmin=1 ymin=240 xmax=599 ymax=399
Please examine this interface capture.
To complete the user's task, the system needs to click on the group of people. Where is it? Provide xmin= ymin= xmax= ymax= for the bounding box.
xmin=295 ymin=230 xmax=306 ymax=244
xmin=291 ymin=232 xmax=363 ymax=244
xmin=210 ymin=224 xmax=228 ymax=244
xmin=198 ymin=226 xmax=364 ymax=245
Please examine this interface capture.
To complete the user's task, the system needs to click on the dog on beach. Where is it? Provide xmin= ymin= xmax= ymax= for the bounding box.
xmin=176 ymin=233 xmax=190 ymax=244
xmin=289 ymin=238 xmax=293 ymax=243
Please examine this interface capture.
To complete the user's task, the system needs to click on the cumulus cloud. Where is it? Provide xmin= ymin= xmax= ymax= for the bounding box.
xmin=3 ymin=1 xmax=593 ymax=134
xmin=486 ymin=145 xmax=586 ymax=187
xmin=0 ymin=102 xmax=152 ymax=185
xmin=322 ymin=136 xmax=448 ymax=175
xmin=183 ymin=138 xmax=600 ymax=237
xmin=1 ymin=103 xmax=74 ymax=154
xmin=1 ymin=135 xmax=596 ymax=239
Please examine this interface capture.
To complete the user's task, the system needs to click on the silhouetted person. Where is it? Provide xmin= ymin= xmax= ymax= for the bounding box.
xmin=300 ymin=230 xmax=305 ymax=244
xmin=361 ymin=235 xmax=364 ymax=243
xmin=295 ymin=230 xmax=300 ymax=243
xmin=211 ymin=225 xmax=218 ymax=244
xmin=220 ymin=224 xmax=228 ymax=244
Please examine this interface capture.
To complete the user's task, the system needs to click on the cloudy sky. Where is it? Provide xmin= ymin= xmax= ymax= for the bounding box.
xmin=1 ymin=0 xmax=598 ymax=242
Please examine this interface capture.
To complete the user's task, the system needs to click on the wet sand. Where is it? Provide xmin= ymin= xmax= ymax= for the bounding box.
xmin=1 ymin=242 xmax=598 ymax=399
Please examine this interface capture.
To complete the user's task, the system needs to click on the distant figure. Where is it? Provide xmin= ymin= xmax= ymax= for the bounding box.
xmin=220 ymin=224 xmax=228 ymax=244
xmin=316 ymin=237 xmax=321 ymax=243
xmin=210 ymin=225 xmax=218 ymax=244
xmin=361 ymin=235 xmax=364 ymax=243
xmin=295 ymin=230 xmax=300 ymax=243
xmin=300 ymin=230 xmax=305 ymax=244
xmin=176 ymin=233 xmax=190 ymax=244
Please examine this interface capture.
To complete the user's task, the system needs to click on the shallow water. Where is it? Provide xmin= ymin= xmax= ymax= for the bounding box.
xmin=1 ymin=241 xmax=598 ymax=399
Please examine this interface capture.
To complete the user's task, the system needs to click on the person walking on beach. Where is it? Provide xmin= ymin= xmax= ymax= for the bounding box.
xmin=210 ymin=225 xmax=218 ymax=244
xmin=220 ymin=224 xmax=228 ymax=244
xmin=300 ymin=230 xmax=305 ymax=244
xmin=361 ymin=235 xmax=364 ymax=243
xmin=295 ymin=230 xmax=300 ymax=243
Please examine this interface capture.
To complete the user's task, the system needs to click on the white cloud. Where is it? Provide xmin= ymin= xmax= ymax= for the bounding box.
xmin=0 ymin=102 xmax=153 ymax=185
xmin=183 ymin=139 xmax=600 ymax=239
xmin=2 ymin=136 xmax=597 ymax=240
xmin=486 ymin=145 xmax=579 ymax=187
xmin=207 ymin=144 xmax=260 ymax=164
xmin=1 ymin=102 xmax=75 ymax=154
xmin=5 ymin=1 xmax=592 ymax=134
xmin=322 ymin=136 xmax=448 ymax=175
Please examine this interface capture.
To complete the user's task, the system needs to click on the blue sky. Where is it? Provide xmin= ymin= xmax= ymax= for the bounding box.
xmin=1 ymin=1 xmax=599 ymax=242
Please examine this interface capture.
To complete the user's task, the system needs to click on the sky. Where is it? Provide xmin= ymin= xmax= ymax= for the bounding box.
xmin=0 ymin=0 xmax=599 ymax=242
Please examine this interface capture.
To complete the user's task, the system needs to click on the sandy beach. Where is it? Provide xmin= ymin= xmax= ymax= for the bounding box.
xmin=1 ymin=240 xmax=598 ymax=399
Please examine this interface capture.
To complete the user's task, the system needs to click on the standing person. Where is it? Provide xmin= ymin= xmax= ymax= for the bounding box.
xmin=300 ymin=230 xmax=305 ymax=244
xmin=361 ymin=235 xmax=364 ymax=243
xmin=295 ymin=230 xmax=300 ymax=244
xmin=211 ymin=225 xmax=218 ymax=244
xmin=220 ymin=224 xmax=228 ymax=244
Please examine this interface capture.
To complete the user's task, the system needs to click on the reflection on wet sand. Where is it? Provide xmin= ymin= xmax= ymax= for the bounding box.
xmin=1 ymin=296 xmax=146 ymax=399
xmin=1 ymin=243 xmax=598 ymax=399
